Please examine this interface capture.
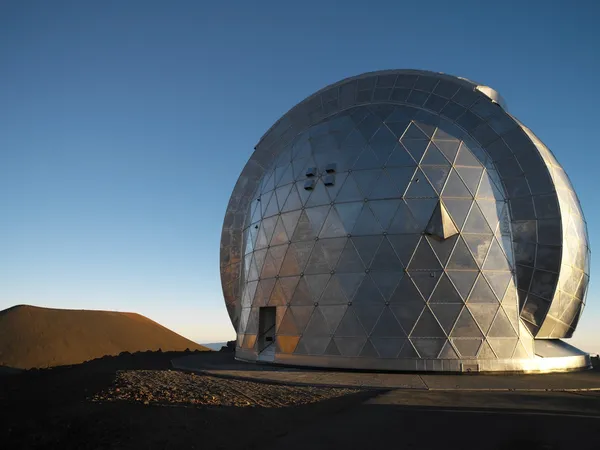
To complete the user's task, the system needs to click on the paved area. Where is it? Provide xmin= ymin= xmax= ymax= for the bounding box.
xmin=172 ymin=352 xmax=600 ymax=391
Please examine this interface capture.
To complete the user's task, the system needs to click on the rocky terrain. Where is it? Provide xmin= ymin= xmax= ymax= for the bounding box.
xmin=2 ymin=351 xmax=600 ymax=449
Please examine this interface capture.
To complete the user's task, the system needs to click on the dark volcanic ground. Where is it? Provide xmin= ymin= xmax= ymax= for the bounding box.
xmin=1 ymin=351 xmax=600 ymax=450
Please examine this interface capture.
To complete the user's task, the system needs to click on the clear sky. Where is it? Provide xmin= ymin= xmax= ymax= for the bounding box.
xmin=1 ymin=0 xmax=599 ymax=351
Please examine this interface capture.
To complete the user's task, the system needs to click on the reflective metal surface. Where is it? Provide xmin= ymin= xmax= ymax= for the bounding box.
xmin=221 ymin=70 xmax=590 ymax=372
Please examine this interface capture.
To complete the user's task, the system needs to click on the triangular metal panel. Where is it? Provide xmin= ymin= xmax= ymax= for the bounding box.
xmin=455 ymin=142 xmax=482 ymax=167
xmin=426 ymin=234 xmax=458 ymax=267
xmin=414 ymin=120 xmax=436 ymax=138
xmin=354 ymin=304 xmax=384 ymax=335
xmin=320 ymin=237 xmax=347 ymax=269
xmin=276 ymin=164 xmax=295 ymax=188
xmin=442 ymin=198 xmax=472 ymax=229
xmin=353 ymin=147 xmax=381 ymax=170
xmin=402 ymin=140 xmax=429 ymax=163
xmin=512 ymin=341 xmax=530 ymax=359
xmin=305 ymin=274 xmax=331 ymax=301
xmin=430 ymin=303 xmax=462 ymax=334
xmin=420 ymin=142 xmax=450 ymax=166
xmin=371 ymin=307 xmax=406 ymax=337
xmin=447 ymin=237 xmax=479 ymax=270
xmin=352 ymin=235 xmax=383 ymax=268
xmin=304 ymin=242 xmax=330 ymax=275
xmin=429 ymin=274 xmax=463 ymax=303
xmin=353 ymin=169 xmax=382 ymax=198
xmin=264 ymin=191 xmax=281 ymax=218
xmin=390 ymin=300 xmax=425 ymax=335
xmin=317 ymin=305 xmax=346 ymax=334
xmin=463 ymin=202 xmax=494 ymax=235
xmin=446 ymin=270 xmax=478 ymax=300
xmin=389 ymin=276 xmax=423 ymax=303
xmin=305 ymin=180 xmax=332 ymax=208
xmin=501 ymin=283 xmax=520 ymax=333
xmin=438 ymin=340 xmax=460 ymax=359
xmin=278 ymin=308 xmax=299 ymax=335
xmin=304 ymin=206 xmax=330 ymax=239
xmin=298 ymin=335 xmax=329 ymax=355
xmin=388 ymin=234 xmax=421 ymax=266
xmin=441 ymin=169 xmax=472 ymax=199
xmin=352 ymin=204 xmax=383 ymax=235
xmin=405 ymin=169 xmax=438 ymax=198
xmin=276 ymin=336 xmax=301 ymax=354
xmin=388 ymin=203 xmax=421 ymax=234
xmin=268 ymin=278 xmax=288 ymax=306
xmin=397 ymin=339 xmax=419 ymax=358
xmin=370 ymin=125 xmax=398 ymax=163
xmin=318 ymin=211 xmax=346 ymax=252
xmin=488 ymin=307 xmax=518 ymax=338
xmin=370 ymin=271 xmax=403 ymax=301
xmin=289 ymin=277 xmax=315 ymax=305
xmin=450 ymin=307 xmax=484 ymax=338
xmin=369 ymin=171 xmax=401 ymax=200
xmin=434 ymin=140 xmax=460 ymax=164
xmin=359 ymin=339 xmax=380 ymax=357
xmin=483 ymin=238 xmax=511 ymax=271
xmin=371 ymin=238 xmax=404 ymax=272
xmin=463 ymin=234 xmax=493 ymax=266
xmin=279 ymin=241 xmax=314 ymax=276
xmin=385 ymin=119 xmax=412 ymax=138
xmin=405 ymin=198 xmax=438 ymax=230
xmin=281 ymin=210 xmax=302 ymax=238
xmin=410 ymin=271 xmax=442 ymax=301
xmin=456 ymin=166 xmax=484 ymax=197
xmin=270 ymin=217 xmax=289 ymax=246
xmin=477 ymin=340 xmax=497 ymax=359
xmin=487 ymin=338 xmax=518 ymax=358
xmin=319 ymin=275 xmax=348 ymax=305
xmin=467 ymin=274 xmax=499 ymax=303
xmin=334 ymin=202 xmax=364 ymax=233
xmin=357 ymin=113 xmax=382 ymax=141
xmin=334 ymin=308 xmax=367 ymax=337
xmin=385 ymin=143 xmax=417 ymax=167
xmin=466 ymin=303 xmax=499 ymax=334
xmin=274 ymin=183 xmax=293 ymax=212
xmin=335 ymin=241 xmax=366 ymax=273
xmin=302 ymin=307 xmax=330 ymax=336
xmin=290 ymin=306 xmax=314 ymax=332
xmin=324 ymin=339 xmax=341 ymax=356
xmin=369 ymin=199 xmax=401 ymax=231
xmin=402 ymin=122 xmax=429 ymax=140
xmin=293 ymin=340 xmax=309 ymax=355
xmin=452 ymin=338 xmax=482 ymax=358
xmin=484 ymin=271 xmax=513 ymax=301
xmin=421 ymin=166 xmax=451 ymax=195
xmin=334 ymin=337 xmax=368 ymax=357
xmin=385 ymin=166 xmax=417 ymax=195
xmin=334 ymin=173 xmax=365 ymax=203
xmin=411 ymin=338 xmax=446 ymax=358
xmin=408 ymin=237 xmax=442 ymax=271
xmin=410 ymin=307 xmax=446 ymax=337
xmin=353 ymin=275 xmax=385 ymax=305
xmin=371 ymin=338 xmax=405 ymax=358
xmin=336 ymin=272 xmax=366 ymax=302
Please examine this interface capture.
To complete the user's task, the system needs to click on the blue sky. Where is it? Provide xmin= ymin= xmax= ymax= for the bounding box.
xmin=1 ymin=1 xmax=599 ymax=350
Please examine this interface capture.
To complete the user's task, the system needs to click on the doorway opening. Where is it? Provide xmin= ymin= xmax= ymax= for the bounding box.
xmin=257 ymin=307 xmax=276 ymax=356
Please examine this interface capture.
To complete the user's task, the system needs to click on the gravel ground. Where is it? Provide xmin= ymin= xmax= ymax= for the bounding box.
xmin=91 ymin=369 xmax=357 ymax=407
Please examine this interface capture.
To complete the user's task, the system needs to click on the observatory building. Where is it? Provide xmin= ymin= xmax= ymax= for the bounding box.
xmin=220 ymin=70 xmax=590 ymax=372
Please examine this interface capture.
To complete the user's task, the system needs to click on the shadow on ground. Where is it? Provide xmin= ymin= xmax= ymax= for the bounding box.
xmin=1 ymin=351 xmax=600 ymax=450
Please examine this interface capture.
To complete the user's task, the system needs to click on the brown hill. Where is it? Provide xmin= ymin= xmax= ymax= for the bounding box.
xmin=0 ymin=305 xmax=210 ymax=369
